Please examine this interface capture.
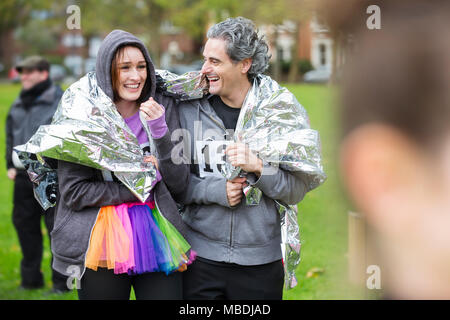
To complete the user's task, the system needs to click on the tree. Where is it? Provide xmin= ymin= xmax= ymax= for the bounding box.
xmin=0 ymin=0 xmax=53 ymax=74
xmin=284 ymin=0 xmax=315 ymax=83
xmin=76 ymin=0 xmax=180 ymax=67
xmin=244 ymin=0 xmax=287 ymax=81
xmin=169 ymin=0 xmax=245 ymax=56
xmin=241 ymin=0 xmax=314 ymax=82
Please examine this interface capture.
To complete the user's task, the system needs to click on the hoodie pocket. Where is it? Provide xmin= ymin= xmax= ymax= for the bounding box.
xmin=233 ymin=198 xmax=281 ymax=247
xmin=183 ymin=204 xmax=231 ymax=244
xmin=51 ymin=208 xmax=98 ymax=260
xmin=50 ymin=205 xmax=72 ymax=237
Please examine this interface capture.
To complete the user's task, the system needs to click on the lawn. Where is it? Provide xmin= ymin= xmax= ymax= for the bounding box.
xmin=0 ymin=81 xmax=362 ymax=300
xmin=282 ymin=84 xmax=361 ymax=299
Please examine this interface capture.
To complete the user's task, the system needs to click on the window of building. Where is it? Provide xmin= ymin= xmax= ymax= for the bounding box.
xmin=319 ymin=43 xmax=326 ymax=66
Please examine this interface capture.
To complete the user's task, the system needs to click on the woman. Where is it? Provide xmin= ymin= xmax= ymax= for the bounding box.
xmin=50 ymin=30 xmax=193 ymax=299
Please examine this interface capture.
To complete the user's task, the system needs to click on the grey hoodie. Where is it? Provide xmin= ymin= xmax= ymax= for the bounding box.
xmin=178 ymin=95 xmax=308 ymax=266
xmin=51 ymin=30 xmax=189 ymax=278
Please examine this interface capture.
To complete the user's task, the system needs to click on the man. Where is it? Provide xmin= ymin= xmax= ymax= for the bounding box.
xmin=6 ymin=56 xmax=68 ymax=293
xmin=340 ymin=1 xmax=450 ymax=299
xmin=178 ymin=17 xmax=311 ymax=299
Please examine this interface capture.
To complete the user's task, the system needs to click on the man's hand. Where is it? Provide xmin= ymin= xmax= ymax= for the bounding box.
xmin=144 ymin=155 xmax=159 ymax=170
xmin=226 ymin=176 xmax=247 ymax=207
xmin=225 ymin=143 xmax=263 ymax=176
xmin=7 ymin=168 xmax=17 ymax=181
xmin=140 ymin=97 xmax=164 ymax=120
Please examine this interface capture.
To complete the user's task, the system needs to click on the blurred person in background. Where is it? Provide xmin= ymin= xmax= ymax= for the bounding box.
xmin=339 ymin=1 xmax=450 ymax=299
xmin=5 ymin=56 xmax=68 ymax=293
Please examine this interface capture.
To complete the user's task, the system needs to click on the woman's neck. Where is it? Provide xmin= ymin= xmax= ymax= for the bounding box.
xmin=115 ymin=99 xmax=139 ymax=119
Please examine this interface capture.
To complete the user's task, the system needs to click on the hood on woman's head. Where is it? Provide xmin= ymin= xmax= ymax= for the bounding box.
xmin=95 ymin=29 xmax=156 ymax=103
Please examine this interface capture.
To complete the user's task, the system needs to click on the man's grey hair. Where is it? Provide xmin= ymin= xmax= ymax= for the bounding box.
xmin=207 ymin=17 xmax=271 ymax=81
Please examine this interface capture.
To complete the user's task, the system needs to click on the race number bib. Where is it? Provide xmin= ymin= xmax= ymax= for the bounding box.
xmin=196 ymin=140 xmax=232 ymax=178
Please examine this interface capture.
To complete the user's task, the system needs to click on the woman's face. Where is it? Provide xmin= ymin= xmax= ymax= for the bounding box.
xmin=115 ymin=46 xmax=147 ymax=103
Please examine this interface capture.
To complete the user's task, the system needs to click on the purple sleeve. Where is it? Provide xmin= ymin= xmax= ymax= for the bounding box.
xmin=147 ymin=107 xmax=168 ymax=139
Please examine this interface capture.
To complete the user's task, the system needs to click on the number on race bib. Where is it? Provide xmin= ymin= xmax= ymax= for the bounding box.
xmin=196 ymin=140 xmax=232 ymax=178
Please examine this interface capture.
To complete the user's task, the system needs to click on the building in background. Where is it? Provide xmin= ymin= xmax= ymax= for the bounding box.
xmin=304 ymin=17 xmax=333 ymax=73
xmin=260 ymin=16 xmax=334 ymax=82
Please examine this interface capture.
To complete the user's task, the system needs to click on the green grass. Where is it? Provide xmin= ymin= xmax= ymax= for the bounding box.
xmin=0 ymin=82 xmax=362 ymax=300
xmin=282 ymin=84 xmax=362 ymax=299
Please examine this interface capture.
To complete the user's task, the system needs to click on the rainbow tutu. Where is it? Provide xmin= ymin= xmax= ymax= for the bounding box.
xmin=85 ymin=201 xmax=195 ymax=275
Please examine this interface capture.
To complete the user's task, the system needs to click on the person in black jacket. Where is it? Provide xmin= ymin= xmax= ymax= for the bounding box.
xmin=5 ymin=56 xmax=68 ymax=292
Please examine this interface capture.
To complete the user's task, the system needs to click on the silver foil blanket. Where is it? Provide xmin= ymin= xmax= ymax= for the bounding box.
xmin=156 ymin=69 xmax=208 ymax=101
xmin=222 ymin=74 xmax=326 ymax=190
xmin=15 ymin=72 xmax=158 ymax=206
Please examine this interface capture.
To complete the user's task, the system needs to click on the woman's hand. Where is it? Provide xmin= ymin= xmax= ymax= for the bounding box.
xmin=140 ymin=97 xmax=164 ymax=120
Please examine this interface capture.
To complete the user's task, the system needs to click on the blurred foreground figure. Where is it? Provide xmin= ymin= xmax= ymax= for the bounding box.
xmin=340 ymin=2 xmax=450 ymax=299
xmin=5 ymin=56 xmax=68 ymax=292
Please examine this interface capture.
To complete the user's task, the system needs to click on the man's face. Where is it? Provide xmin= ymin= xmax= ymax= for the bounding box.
xmin=201 ymin=38 xmax=248 ymax=100
xmin=20 ymin=69 xmax=48 ymax=90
